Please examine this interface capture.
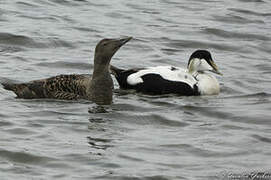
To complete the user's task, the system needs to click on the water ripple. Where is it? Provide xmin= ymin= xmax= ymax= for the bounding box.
xmin=35 ymin=61 xmax=92 ymax=70
xmin=165 ymin=39 xmax=243 ymax=52
xmin=204 ymin=28 xmax=270 ymax=41
xmin=229 ymin=8 xmax=271 ymax=17
xmin=251 ymin=134 xmax=271 ymax=143
xmin=0 ymin=32 xmax=74 ymax=48
xmin=212 ymin=14 xmax=265 ymax=24
xmin=0 ymin=149 xmax=54 ymax=164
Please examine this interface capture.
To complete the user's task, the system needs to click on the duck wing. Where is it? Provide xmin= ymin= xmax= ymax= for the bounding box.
xmin=119 ymin=66 xmax=200 ymax=95
xmin=2 ymin=74 xmax=91 ymax=100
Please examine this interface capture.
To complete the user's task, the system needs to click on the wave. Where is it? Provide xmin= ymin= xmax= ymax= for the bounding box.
xmin=0 ymin=32 xmax=74 ymax=49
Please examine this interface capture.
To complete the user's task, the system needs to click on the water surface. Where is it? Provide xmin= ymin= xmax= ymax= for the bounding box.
xmin=0 ymin=0 xmax=271 ymax=179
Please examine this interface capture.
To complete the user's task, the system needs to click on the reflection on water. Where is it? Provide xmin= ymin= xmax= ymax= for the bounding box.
xmin=0 ymin=0 xmax=271 ymax=179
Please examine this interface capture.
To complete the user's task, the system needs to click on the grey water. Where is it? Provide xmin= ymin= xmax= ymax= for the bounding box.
xmin=0 ymin=0 xmax=271 ymax=179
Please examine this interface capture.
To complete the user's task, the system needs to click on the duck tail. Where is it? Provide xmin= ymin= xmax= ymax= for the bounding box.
xmin=110 ymin=65 xmax=141 ymax=89
xmin=109 ymin=65 xmax=125 ymax=77
xmin=2 ymin=82 xmax=36 ymax=98
xmin=109 ymin=65 xmax=130 ymax=89
xmin=2 ymin=83 xmax=16 ymax=91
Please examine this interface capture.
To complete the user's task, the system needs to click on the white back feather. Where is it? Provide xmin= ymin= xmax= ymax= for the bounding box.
xmin=127 ymin=66 xmax=197 ymax=88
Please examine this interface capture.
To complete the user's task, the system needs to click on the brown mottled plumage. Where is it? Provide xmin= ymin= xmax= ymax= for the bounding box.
xmin=2 ymin=37 xmax=132 ymax=105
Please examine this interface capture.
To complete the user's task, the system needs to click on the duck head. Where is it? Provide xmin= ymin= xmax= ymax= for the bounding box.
xmin=187 ymin=50 xmax=222 ymax=75
xmin=94 ymin=37 xmax=132 ymax=65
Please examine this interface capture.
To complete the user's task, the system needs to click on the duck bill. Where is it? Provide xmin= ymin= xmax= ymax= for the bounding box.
xmin=209 ymin=60 xmax=223 ymax=75
xmin=118 ymin=37 xmax=133 ymax=47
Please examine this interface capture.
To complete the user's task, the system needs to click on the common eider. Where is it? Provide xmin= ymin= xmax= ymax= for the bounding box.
xmin=2 ymin=37 xmax=132 ymax=105
xmin=110 ymin=50 xmax=222 ymax=96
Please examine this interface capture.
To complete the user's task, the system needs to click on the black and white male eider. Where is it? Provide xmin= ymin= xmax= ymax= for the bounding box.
xmin=2 ymin=37 xmax=132 ymax=105
xmin=110 ymin=50 xmax=222 ymax=96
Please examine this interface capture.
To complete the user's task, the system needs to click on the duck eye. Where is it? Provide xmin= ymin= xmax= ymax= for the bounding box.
xmin=103 ymin=42 xmax=108 ymax=46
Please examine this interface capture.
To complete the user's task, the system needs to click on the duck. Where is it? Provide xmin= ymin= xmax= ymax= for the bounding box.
xmin=110 ymin=50 xmax=222 ymax=96
xmin=1 ymin=37 xmax=132 ymax=105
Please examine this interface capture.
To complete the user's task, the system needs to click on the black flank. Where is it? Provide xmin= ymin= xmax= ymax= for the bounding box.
xmin=133 ymin=74 xmax=199 ymax=96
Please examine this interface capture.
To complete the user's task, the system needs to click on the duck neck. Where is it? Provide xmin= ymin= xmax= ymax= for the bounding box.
xmin=188 ymin=67 xmax=199 ymax=78
xmin=93 ymin=63 xmax=110 ymax=77
xmin=88 ymin=56 xmax=113 ymax=105
xmin=188 ymin=58 xmax=202 ymax=76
